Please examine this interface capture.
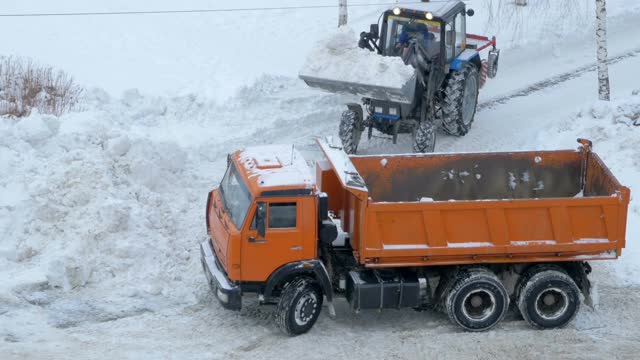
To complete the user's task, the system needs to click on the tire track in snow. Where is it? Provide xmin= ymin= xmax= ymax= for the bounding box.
xmin=478 ymin=47 xmax=640 ymax=111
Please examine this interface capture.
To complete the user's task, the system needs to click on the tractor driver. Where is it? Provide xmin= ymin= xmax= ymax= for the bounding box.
xmin=395 ymin=22 xmax=438 ymax=57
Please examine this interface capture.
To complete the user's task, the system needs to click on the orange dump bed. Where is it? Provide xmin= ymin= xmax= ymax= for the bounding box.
xmin=317 ymin=140 xmax=630 ymax=268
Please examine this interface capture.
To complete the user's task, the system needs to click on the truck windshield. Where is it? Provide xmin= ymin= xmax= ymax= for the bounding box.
xmin=385 ymin=15 xmax=442 ymax=56
xmin=219 ymin=163 xmax=252 ymax=229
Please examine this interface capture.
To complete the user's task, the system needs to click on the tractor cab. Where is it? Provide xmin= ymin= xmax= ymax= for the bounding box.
xmin=363 ymin=1 xmax=473 ymax=68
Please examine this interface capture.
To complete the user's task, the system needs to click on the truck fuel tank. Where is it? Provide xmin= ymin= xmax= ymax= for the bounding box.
xmin=346 ymin=269 xmax=426 ymax=311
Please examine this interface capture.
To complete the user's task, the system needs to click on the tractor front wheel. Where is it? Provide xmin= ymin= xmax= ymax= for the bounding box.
xmin=339 ymin=108 xmax=363 ymax=154
xmin=413 ymin=120 xmax=436 ymax=153
xmin=441 ymin=63 xmax=480 ymax=136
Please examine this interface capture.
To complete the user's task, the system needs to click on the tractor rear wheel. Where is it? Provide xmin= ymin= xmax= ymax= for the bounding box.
xmin=339 ymin=109 xmax=363 ymax=154
xmin=441 ymin=63 xmax=480 ymax=136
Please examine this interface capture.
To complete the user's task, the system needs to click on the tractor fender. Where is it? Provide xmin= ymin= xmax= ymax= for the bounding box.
xmin=450 ymin=51 xmax=481 ymax=72
xmin=263 ymin=259 xmax=334 ymax=303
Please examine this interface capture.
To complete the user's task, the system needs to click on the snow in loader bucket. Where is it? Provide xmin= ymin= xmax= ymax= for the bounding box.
xmin=299 ymin=27 xmax=417 ymax=104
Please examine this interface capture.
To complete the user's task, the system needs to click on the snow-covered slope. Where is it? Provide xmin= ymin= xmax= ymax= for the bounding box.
xmin=1 ymin=0 xmax=640 ymax=358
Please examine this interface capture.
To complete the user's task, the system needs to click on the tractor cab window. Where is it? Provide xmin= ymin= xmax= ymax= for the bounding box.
xmin=444 ymin=22 xmax=455 ymax=60
xmin=268 ymin=202 xmax=297 ymax=229
xmin=384 ymin=16 xmax=441 ymax=57
xmin=454 ymin=13 xmax=465 ymax=57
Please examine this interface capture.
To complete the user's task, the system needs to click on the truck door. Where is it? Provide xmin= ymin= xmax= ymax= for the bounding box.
xmin=241 ymin=198 xmax=306 ymax=282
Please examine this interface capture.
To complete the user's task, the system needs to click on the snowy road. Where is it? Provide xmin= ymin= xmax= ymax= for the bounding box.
xmin=2 ymin=2 xmax=640 ymax=359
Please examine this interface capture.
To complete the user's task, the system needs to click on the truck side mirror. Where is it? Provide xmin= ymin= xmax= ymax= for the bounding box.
xmin=369 ymin=24 xmax=379 ymax=39
xmin=256 ymin=202 xmax=266 ymax=238
xmin=466 ymin=8 xmax=475 ymax=17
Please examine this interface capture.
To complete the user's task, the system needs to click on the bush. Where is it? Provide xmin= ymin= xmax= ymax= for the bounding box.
xmin=0 ymin=56 xmax=83 ymax=117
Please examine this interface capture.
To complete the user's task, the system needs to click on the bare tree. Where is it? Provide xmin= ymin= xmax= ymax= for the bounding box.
xmin=339 ymin=0 xmax=348 ymax=27
xmin=595 ymin=0 xmax=610 ymax=101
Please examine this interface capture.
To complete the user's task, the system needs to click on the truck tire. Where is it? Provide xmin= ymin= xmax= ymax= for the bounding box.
xmin=412 ymin=120 xmax=436 ymax=153
xmin=445 ymin=268 xmax=509 ymax=332
xmin=517 ymin=269 xmax=580 ymax=330
xmin=339 ymin=109 xmax=363 ymax=154
xmin=441 ymin=63 xmax=480 ymax=136
xmin=276 ymin=278 xmax=323 ymax=336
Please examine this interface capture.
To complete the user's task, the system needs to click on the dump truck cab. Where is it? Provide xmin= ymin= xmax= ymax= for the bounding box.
xmin=201 ymin=145 xmax=334 ymax=312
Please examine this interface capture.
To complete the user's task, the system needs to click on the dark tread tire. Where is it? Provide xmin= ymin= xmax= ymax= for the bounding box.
xmin=517 ymin=269 xmax=580 ymax=330
xmin=445 ymin=268 xmax=509 ymax=332
xmin=514 ymin=264 xmax=566 ymax=305
xmin=441 ymin=63 xmax=479 ymax=136
xmin=412 ymin=120 xmax=436 ymax=153
xmin=339 ymin=109 xmax=362 ymax=154
xmin=276 ymin=278 xmax=323 ymax=336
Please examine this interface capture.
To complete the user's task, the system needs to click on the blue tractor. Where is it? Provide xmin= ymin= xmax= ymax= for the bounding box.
xmin=301 ymin=1 xmax=500 ymax=153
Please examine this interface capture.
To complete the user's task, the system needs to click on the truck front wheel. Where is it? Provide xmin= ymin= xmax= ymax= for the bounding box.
xmin=445 ymin=268 xmax=509 ymax=332
xmin=276 ymin=278 xmax=324 ymax=336
xmin=517 ymin=269 xmax=580 ymax=329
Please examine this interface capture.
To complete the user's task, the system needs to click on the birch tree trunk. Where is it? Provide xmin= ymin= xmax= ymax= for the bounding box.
xmin=596 ymin=0 xmax=610 ymax=101
xmin=339 ymin=0 xmax=348 ymax=27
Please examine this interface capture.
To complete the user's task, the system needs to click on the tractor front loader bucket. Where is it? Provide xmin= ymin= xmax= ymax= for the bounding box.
xmin=299 ymin=73 xmax=417 ymax=104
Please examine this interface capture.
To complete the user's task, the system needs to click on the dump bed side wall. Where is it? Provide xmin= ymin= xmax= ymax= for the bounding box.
xmin=354 ymin=150 xmax=630 ymax=267
xmin=360 ymin=196 xmax=627 ymax=267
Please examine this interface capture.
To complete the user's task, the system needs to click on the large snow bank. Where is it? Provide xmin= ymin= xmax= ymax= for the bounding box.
xmin=299 ymin=27 xmax=415 ymax=90
xmin=0 ymin=90 xmax=221 ymax=328
xmin=532 ymin=92 xmax=640 ymax=285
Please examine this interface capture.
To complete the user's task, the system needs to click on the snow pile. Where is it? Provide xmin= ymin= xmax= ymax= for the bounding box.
xmin=299 ymin=27 xmax=415 ymax=89
xmin=0 ymin=90 xmax=225 ymax=330
xmin=532 ymin=92 xmax=640 ymax=284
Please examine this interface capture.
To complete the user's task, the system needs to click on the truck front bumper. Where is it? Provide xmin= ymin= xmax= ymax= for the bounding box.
xmin=200 ymin=240 xmax=241 ymax=311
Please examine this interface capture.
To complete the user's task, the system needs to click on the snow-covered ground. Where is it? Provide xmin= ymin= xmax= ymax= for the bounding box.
xmin=1 ymin=0 xmax=640 ymax=358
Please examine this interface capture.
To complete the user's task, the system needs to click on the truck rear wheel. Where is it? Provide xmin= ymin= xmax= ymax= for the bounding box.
xmin=445 ymin=268 xmax=509 ymax=332
xmin=441 ymin=63 xmax=479 ymax=136
xmin=276 ymin=278 xmax=323 ymax=336
xmin=339 ymin=109 xmax=363 ymax=154
xmin=517 ymin=269 xmax=580 ymax=329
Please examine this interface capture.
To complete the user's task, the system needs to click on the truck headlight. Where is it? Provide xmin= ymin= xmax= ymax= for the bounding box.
xmin=389 ymin=108 xmax=398 ymax=116
xmin=374 ymin=106 xmax=383 ymax=113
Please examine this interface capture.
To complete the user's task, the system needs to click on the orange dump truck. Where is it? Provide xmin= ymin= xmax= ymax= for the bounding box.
xmin=200 ymin=139 xmax=630 ymax=335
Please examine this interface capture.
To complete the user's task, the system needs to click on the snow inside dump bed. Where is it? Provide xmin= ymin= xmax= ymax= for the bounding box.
xmin=350 ymin=150 xmax=619 ymax=203
xmin=299 ymin=27 xmax=416 ymax=103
